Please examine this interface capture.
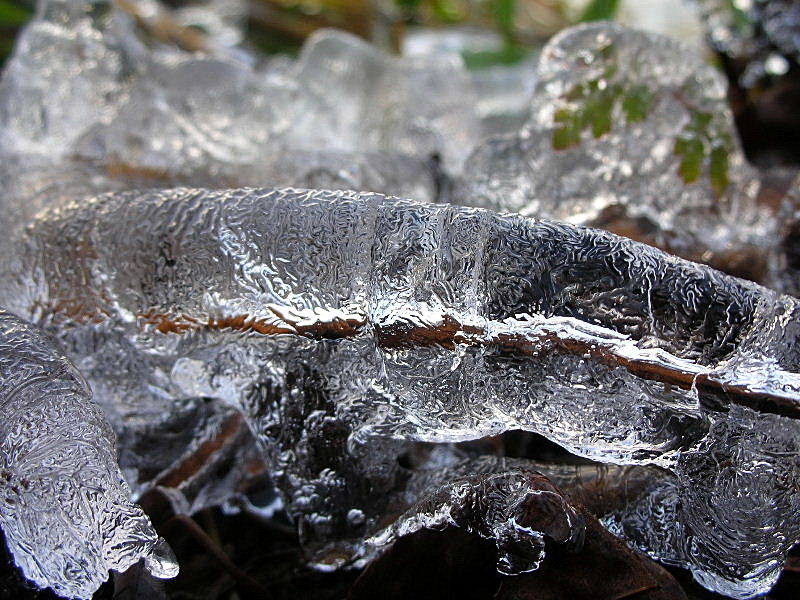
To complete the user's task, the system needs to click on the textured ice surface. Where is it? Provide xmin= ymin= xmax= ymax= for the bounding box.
xmin=0 ymin=309 xmax=178 ymax=599
xmin=460 ymin=22 xmax=775 ymax=279
xmin=3 ymin=187 xmax=800 ymax=597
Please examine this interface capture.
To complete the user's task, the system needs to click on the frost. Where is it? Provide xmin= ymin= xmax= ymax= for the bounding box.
xmin=0 ymin=309 xmax=178 ymax=599
xmin=2 ymin=188 xmax=800 ymax=598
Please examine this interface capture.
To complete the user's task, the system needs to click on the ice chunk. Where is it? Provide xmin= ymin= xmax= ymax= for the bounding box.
xmin=291 ymin=29 xmax=481 ymax=173
xmin=0 ymin=5 xmax=445 ymax=206
xmin=82 ymin=56 xmax=287 ymax=173
xmin=0 ymin=0 xmax=130 ymax=156
xmin=402 ymin=27 xmax=540 ymax=138
xmin=460 ymin=22 xmax=774 ymax=280
xmin=4 ymin=187 xmax=800 ymax=597
xmin=0 ymin=309 xmax=177 ymax=599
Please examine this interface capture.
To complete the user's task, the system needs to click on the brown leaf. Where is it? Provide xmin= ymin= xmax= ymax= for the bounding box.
xmin=496 ymin=518 xmax=686 ymax=600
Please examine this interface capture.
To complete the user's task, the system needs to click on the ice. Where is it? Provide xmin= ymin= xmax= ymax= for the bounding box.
xmin=3 ymin=187 xmax=800 ymax=597
xmin=0 ymin=309 xmax=178 ymax=599
xmin=696 ymin=0 xmax=800 ymax=86
xmin=290 ymin=29 xmax=480 ymax=173
xmin=402 ymin=27 xmax=540 ymax=138
xmin=0 ymin=2 xmax=468 ymax=215
xmin=0 ymin=0 xmax=130 ymax=157
xmin=2 ymin=4 xmax=799 ymax=598
xmin=460 ymin=22 xmax=775 ymax=280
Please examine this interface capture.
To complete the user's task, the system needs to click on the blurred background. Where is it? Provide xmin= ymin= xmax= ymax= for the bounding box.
xmin=0 ymin=0 xmax=703 ymax=65
xmin=1 ymin=0 xmax=798 ymax=167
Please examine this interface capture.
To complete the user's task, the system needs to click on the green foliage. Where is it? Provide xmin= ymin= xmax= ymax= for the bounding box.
xmin=0 ymin=0 xmax=30 ymax=25
xmin=674 ymin=109 xmax=731 ymax=197
xmin=621 ymin=85 xmax=653 ymax=123
xmin=461 ymin=45 xmax=526 ymax=69
xmin=430 ymin=0 xmax=463 ymax=22
xmin=723 ymin=0 xmax=754 ymax=34
xmin=0 ymin=0 xmax=32 ymax=65
xmin=493 ymin=0 xmax=516 ymax=39
xmin=579 ymin=0 xmax=620 ymax=22
xmin=551 ymin=44 xmax=655 ymax=150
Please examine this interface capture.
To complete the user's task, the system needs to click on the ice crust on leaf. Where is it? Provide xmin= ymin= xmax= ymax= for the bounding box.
xmin=460 ymin=22 xmax=774 ymax=279
xmin=3 ymin=187 xmax=800 ymax=598
xmin=0 ymin=310 xmax=178 ymax=599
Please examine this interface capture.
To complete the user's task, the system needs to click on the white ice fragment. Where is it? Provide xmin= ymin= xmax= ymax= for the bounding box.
xmin=0 ymin=310 xmax=177 ymax=599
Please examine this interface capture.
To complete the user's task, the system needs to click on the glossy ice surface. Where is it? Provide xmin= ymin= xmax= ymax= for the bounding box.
xmin=0 ymin=310 xmax=178 ymax=598
xmin=2 ymin=188 xmax=799 ymax=598
xmin=2 ymin=2 xmax=800 ymax=599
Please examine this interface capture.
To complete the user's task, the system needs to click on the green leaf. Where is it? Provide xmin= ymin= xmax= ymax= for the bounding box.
xmin=430 ymin=0 xmax=463 ymax=23
xmin=582 ymin=87 xmax=617 ymax=138
xmin=675 ymin=136 xmax=705 ymax=184
xmin=0 ymin=0 xmax=31 ymax=26
xmin=553 ymin=112 xmax=582 ymax=150
xmin=622 ymin=85 xmax=653 ymax=123
xmin=461 ymin=45 xmax=526 ymax=69
xmin=709 ymin=143 xmax=730 ymax=197
xmin=493 ymin=0 xmax=516 ymax=39
xmin=580 ymin=0 xmax=620 ymax=22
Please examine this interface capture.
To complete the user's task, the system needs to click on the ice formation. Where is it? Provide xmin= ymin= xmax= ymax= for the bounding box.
xmin=2 ymin=2 xmax=800 ymax=599
xmin=1 ymin=187 xmax=799 ymax=598
xmin=461 ymin=22 xmax=775 ymax=280
xmin=0 ymin=0 xmax=477 ymax=210
xmin=0 ymin=309 xmax=178 ymax=598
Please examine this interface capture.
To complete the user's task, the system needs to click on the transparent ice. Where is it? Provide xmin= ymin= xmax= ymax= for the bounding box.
xmin=460 ymin=22 xmax=775 ymax=279
xmin=2 ymin=188 xmax=800 ymax=598
xmin=0 ymin=309 xmax=178 ymax=599
xmin=402 ymin=26 xmax=540 ymax=138
xmin=2 ymin=3 xmax=800 ymax=600
xmin=0 ymin=0 xmax=475 ymax=209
